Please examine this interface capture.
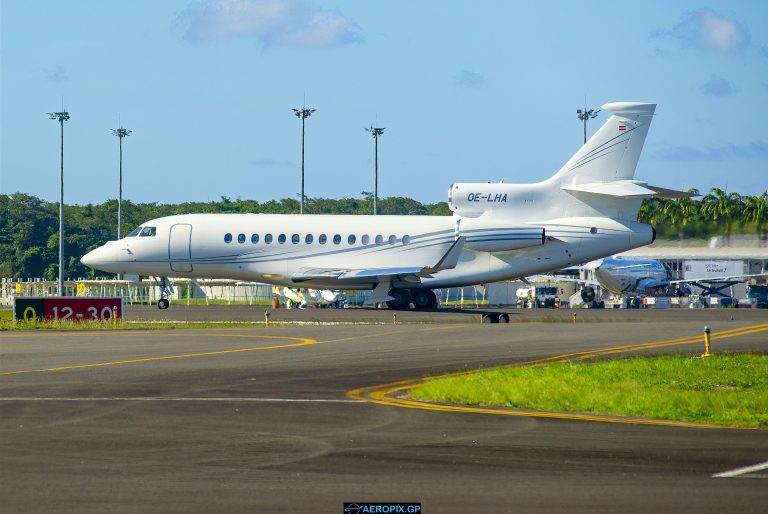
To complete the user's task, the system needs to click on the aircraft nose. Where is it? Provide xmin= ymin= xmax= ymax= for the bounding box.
xmin=81 ymin=245 xmax=113 ymax=270
xmin=81 ymin=247 xmax=100 ymax=268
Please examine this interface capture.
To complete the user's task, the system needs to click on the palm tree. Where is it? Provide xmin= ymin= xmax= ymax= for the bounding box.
xmin=701 ymin=188 xmax=743 ymax=244
xmin=637 ymin=197 xmax=667 ymax=226
xmin=661 ymin=188 xmax=700 ymax=244
xmin=742 ymin=191 xmax=768 ymax=246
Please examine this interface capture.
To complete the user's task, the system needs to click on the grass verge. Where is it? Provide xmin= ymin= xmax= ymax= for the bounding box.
xmin=408 ymin=353 xmax=768 ymax=427
xmin=0 ymin=320 xmax=273 ymax=331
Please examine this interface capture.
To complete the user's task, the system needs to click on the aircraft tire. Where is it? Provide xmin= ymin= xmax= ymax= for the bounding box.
xmin=498 ymin=313 xmax=510 ymax=323
xmin=386 ymin=289 xmax=411 ymax=310
xmin=411 ymin=289 xmax=437 ymax=310
xmin=157 ymin=298 xmax=170 ymax=310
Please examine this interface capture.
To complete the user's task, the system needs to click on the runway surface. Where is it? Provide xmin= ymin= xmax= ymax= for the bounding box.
xmin=1 ymin=313 xmax=767 ymax=513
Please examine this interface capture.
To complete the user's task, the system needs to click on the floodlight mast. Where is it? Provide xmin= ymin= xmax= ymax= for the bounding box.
xmin=111 ymin=126 xmax=131 ymax=280
xmin=292 ymin=107 xmax=315 ymax=214
xmin=366 ymin=126 xmax=385 ymax=215
xmin=48 ymin=110 xmax=70 ymax=296
xmin=576 ymin=104 xmax=600 ymax=144
xmin=111 ymin=127 xmax=131 ymax=241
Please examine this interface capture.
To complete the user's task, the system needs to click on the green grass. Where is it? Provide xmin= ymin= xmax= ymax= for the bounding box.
xmin=0 ymin=319 xmax=277 ymax=331
xmin=409 ymin=353 xmax=768 ymax=427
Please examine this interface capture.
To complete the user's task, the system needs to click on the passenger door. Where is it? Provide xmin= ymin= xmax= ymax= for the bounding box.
xmin=169 ymin=224 xmax=193 ymax=272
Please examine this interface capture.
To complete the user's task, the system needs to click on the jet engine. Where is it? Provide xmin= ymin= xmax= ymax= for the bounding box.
xmin=580 ymin=286 xmax=596 ymax=303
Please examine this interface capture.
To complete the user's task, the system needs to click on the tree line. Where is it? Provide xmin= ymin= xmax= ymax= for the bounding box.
xmin=1 ymin=188 xmax=766 ymax=280
xmin=637 ymin=188 xmax=768 ymax=243
xmin=0 ymin=192 xmax=450 ymax=280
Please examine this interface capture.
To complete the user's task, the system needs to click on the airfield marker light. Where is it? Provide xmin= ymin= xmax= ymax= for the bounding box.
xmin=393 ymin=313 xmax=397 ymax=325
xmin=572 ymin=312 xmax=577 ymax=323
xmin=366 ymin=126 xmax=385 ymax=215
xmin=702 ymin=326 xmax=712 ymax=357
xmin=293 ymin=106 xmax=316 ymax=215
xmin=48 ymin=110 xmax=70 ymax=297
xmin=265 ymin=310 xmax=271 ymax=327
xmin=576 ymin=104 xmax=600 ymax=144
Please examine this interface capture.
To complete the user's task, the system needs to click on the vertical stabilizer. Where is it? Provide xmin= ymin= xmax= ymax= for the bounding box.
xmin=552 ymin=102 xmax=656 ymax=185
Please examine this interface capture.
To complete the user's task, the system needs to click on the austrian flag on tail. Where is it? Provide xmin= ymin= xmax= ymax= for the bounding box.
xmin=618 ymin=124 xmax=626 ymax=131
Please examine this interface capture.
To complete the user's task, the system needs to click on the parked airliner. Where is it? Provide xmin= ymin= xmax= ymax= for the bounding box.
xmin=82 ymin=101 xmax=676 ymax=309
xmin=577 ymin=256 xmax=763 ymax=303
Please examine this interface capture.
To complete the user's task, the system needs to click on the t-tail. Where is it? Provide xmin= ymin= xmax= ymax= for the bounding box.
xmin=448 ymin=101 xmax=684 ymax=224
xmin=551 ymin=102 xmax=656 ymax=186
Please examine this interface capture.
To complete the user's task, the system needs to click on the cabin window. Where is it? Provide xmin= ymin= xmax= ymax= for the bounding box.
xmin=375 ymin=235 xmax=383 ymax=245
xmin=333 ymin=234 xmax=341 ymax=245
xmin=278 ymin=234 xmax=287 ymax=244
xmin=251 ymin=234 xmax=259 ymax=244
xmin=590 ymin=227 xmax=598 ymax=234
xmin=402 ymin=235 xmax=411 ymax=245
xmin=361 ymin=235 xmax=370 ymax=245
xmin=388 ymin=235 xmax=397 ymax=244
xmin=319 ymin=234 xmax=327 ymax=245
xmin=305 ymin=234 xmax=313 ymax=244
xmin=127 ymin=226 xmax=142 ymax=237
xmin=291 ymin=234 xmax=300 ymax=244
xmin=238 ymin=233 xmax=246 ymax=244
xmin=265 ymin=234 xmax=273 ymax=244
xmin=224 ymin=233 xmax=233 ymax=243
xmin=140 ymin=227 xmax=156 ymax=237
xmin=347 ymin=234 xmax=356 ymax=245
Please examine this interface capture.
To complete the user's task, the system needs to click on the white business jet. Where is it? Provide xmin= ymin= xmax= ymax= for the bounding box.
xmin=82 ymin=101 xmax=675 ymax=310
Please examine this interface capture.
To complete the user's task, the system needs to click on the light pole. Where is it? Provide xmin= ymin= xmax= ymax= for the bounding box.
xmin=576 ymin=105 xmax=600 ymax=144
xmin=366 ymin=126 xmax=385 ymax=215
xmin=48 ymin=110 xmax=70 ymax=296
xmin=111 ymin=127 xmax=131 ymax=241
xmin=292 ymin=106 xmax=315 ymax=214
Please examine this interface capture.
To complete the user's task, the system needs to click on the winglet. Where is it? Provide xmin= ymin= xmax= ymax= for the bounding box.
xmin=422 ymin=236 xmax=465 ymax=275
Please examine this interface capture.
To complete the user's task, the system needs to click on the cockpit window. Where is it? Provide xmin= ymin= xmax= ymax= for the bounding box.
xmin=139 ymin=226 xmax=157 ymax=237
xmin=127 ymin=226 xmax=142 ymax=237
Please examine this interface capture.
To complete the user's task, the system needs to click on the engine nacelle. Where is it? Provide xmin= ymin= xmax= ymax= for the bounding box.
xmin=458 ymin=218 xmax=545 ymax=252
xmin=580 ymin=286 xmax=596 ymax=303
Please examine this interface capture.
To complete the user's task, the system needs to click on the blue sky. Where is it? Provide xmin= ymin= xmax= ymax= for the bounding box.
xmin=1 ymin=1 xmax=767 ymax=206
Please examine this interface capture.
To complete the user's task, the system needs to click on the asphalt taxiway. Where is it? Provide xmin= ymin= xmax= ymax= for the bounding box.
xmin=1 ymin=313 xmax=767 ymax=513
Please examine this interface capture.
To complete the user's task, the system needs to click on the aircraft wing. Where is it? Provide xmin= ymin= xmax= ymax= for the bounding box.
xmin=291 ymin=236 xmax=466 ymax=285
xmin=668 ymin=272 xmax=766 ymax=285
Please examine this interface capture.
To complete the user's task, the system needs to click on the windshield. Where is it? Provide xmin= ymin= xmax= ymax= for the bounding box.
xmin=139 ymin=226 xmax=157 ymax=237
xmin=126 ymin=226 xmax=142 ymax=237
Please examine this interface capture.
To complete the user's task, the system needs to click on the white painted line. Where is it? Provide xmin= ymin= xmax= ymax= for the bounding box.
xmin=0 ymin=397 xmax=363 ymax=403
xmin=713 ymin=460 xmax=768 ymax=478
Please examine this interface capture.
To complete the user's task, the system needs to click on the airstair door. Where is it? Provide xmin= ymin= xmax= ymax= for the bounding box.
xmin=169 ymin=224 xmax=193 ymax=272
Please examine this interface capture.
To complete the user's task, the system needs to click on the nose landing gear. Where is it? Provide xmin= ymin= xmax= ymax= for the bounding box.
xmin=154 ymin=277 xmax=173 ymax=309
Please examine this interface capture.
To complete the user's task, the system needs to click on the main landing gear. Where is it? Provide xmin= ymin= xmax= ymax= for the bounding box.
xmin=386 ymin=288 xmax=437 ymax=310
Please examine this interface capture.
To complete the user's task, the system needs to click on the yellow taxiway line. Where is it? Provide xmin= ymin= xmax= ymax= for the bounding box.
xmin=347 ymin=323 xmax=768 ymax=430
xmin=0 ymin=325 xmax=462 ymax=376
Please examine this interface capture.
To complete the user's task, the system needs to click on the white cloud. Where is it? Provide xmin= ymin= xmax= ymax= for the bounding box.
xmin=454 ymin=70 xmax=488 ymax=89
xmin=179 ymin=0 xmax=363 ymax=48
xmin=44 ymin=66 xmax=69 ymax=83
xmin=652 ymin=8 xmax=749 ymax=53
xmin=700 ymin=74 xmax=737 ymax=97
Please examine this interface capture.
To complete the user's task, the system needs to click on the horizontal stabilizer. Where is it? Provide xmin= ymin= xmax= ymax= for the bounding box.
xmin=561 ymin=181 xmax=656 ymax=198
xmin=645 ymin=185 xmax=698 ymax=199
xmin=562 ymin=181 xmax=696 ymax=199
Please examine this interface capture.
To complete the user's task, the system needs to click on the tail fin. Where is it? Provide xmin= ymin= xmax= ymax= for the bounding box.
xmin=552 ymin=102 xmax=656 ymax=185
